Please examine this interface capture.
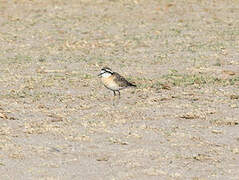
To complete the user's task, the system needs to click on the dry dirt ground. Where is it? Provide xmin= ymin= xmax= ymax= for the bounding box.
xmin=0 ymin=0 xmax=239 ymax=179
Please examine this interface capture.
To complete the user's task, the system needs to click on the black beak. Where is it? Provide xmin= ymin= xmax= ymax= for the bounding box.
xmin=98 ymin=73 xmax=103 ymax=77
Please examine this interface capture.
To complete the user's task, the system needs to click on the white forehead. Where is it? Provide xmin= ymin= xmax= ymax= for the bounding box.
xmin=104 ymin=68 xmax=113 ymax=73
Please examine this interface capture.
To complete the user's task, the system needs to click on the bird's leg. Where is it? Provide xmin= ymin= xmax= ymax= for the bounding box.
xmin=114 ymin=90 xmax=120 ymax=105
xmin=113 ymin=91 xmax=116 ymax=106
xmin=117 ymin=91 xmax=121 ymax=99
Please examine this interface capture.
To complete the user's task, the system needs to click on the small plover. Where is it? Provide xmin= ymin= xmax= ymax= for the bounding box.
xmin=98 ymin=67 xmax=136 ymax=104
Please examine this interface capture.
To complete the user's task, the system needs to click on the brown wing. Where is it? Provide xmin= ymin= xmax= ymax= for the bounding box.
xmin=113 ymin=72 xmax=136 ymax=88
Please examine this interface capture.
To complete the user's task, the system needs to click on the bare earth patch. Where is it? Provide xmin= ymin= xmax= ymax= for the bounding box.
xmin=0 ymin=0 xmax=239 ymax=179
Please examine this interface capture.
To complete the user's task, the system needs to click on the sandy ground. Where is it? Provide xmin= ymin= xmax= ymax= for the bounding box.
xmin=0 ymin=0 xmax=239 ymax=179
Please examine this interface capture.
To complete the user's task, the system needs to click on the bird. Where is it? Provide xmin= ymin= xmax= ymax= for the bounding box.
xmin=98 ymin=67 xmax=136 ymax=104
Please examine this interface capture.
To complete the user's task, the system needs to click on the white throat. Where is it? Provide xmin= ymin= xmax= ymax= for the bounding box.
xmin=101 ymin=72 xmax=112 ymax=78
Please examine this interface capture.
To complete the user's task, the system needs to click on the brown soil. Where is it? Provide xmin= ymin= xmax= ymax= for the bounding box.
xmin=0 ymin=0 xmax=239 ymax=179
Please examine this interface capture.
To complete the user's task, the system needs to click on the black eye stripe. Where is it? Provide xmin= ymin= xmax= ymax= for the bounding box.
xmin=106 ymin=70 xmax=113 ymax=74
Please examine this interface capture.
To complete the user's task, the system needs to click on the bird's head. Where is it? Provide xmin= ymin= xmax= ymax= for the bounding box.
xmin=98 ymin=67 xmax=113 ymax=77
